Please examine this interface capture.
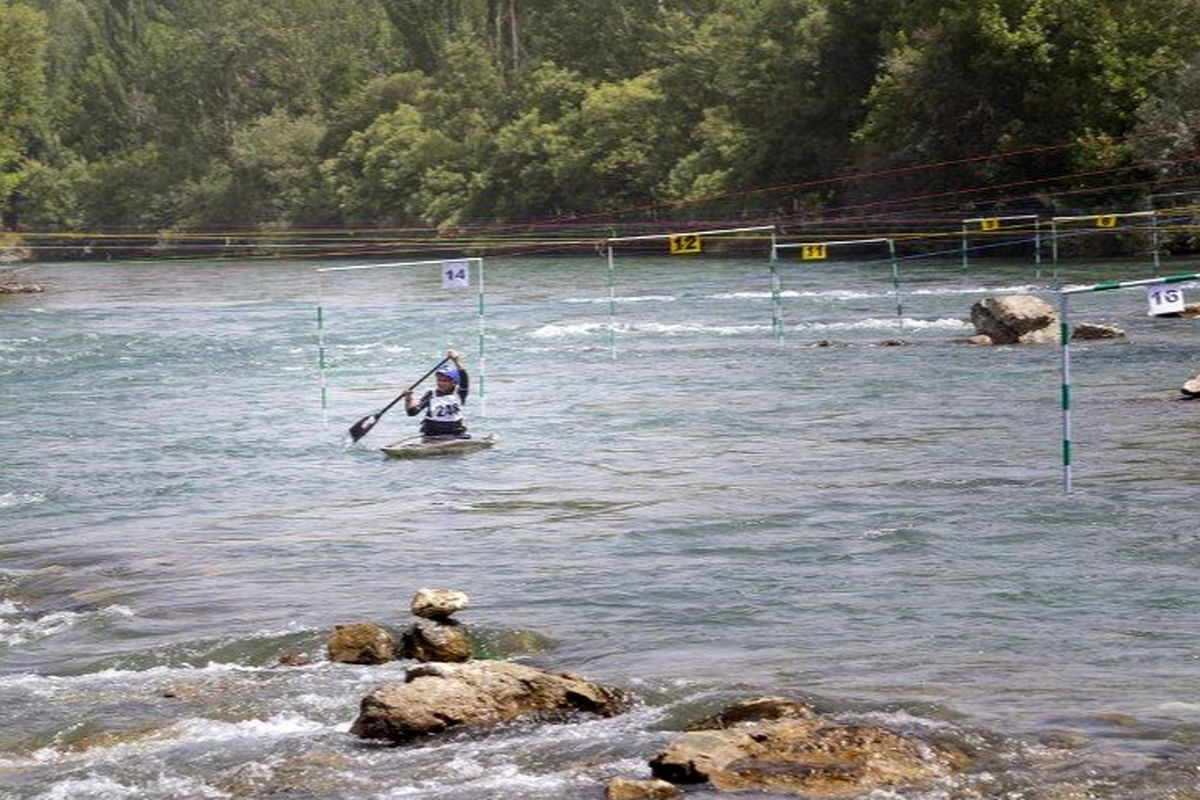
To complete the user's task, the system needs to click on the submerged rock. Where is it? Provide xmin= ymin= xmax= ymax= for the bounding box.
xmin=327 ymin=622 xmax=395 ymax=665
xmin=684 ymin=696 xmax=817 ymax=730
xmin=1071 ymin=323 xmax=1125 ymax=341
xmin=650 ymin=716 xmax=967 ymax=797
xmin=605 ymin=777 xmax=681 ymax=799
xmin=350 ymin=660 xmax=626 ymax=743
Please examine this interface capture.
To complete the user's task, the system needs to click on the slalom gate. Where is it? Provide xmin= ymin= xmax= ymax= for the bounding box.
xmin=314 ymin=257 xmax=487 ymax=423
xmin=960 ymin=214 xmax=1043 ymax=276
xmin=603 ymin=225 xmax=777 ymax=358
xmin=1050 ymin=210 xmax=1160 ymax=283
xmin=770 ymin=236 xmax=902 ymax=336
xmin=1057 ymin=270 xmax=1200 ymax=493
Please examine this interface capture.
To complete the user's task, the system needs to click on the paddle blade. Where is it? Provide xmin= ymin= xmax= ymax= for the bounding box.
xmin=348 ymin=414 xmax=378 ymax=443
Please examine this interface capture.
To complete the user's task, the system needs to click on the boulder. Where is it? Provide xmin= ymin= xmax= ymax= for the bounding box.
xmin=684 ymin=696 xmax=817 ymax=731
xmin=411 ymin=587 xmax=470 ymax=619
xmin=605 ymin=777 xmax=681 ymax=799
xmin=399 ymin=617 xmax=471 ymax=663
xmin=1071 ymin=323 xmax=1125 ymax=341
xmin=649 ymin=718 xmax=967 ymax=797
xmin=350 ymin=660 xmax=626 ymax=743
xmin=327 ymin=622 xmax=395 ymax=665
xmin=970 ymin=295 xmax=1057 ymax=345
xmin=1182 ymin=375 xmax=1200 ymax=398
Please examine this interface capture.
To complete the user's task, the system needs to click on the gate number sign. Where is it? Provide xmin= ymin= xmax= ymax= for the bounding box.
xmin=442 ymin=260 xmax=470 ymax=289
xmin=1147 ymin=283 xmax=1184 ymax=316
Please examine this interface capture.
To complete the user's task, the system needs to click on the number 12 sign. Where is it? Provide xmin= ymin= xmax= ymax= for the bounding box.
xmin=442 ymin=260 xmax=470 ymax=289
xmin=1147 ymin=283 xmax=1184 ymax=316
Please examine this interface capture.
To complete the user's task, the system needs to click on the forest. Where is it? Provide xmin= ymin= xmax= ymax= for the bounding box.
xmin=1 ymin=0 xmax=1199 ymax=254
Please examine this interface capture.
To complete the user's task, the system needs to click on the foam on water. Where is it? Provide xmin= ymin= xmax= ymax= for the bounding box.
xmin=793 ymin=316 xmax=973 ymax=332
xmin=0 ymin=603 xmax=134 ymax=647
xmin=0 ymin=492 xmax=48 ymax=509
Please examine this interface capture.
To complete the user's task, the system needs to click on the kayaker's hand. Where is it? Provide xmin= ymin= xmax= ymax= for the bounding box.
xmin=446 ymin=348 xmax=461 ymax=361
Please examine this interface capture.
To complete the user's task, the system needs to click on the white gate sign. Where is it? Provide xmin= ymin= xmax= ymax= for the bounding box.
xmin=1147 ymin=283 xmax=1184 ymax=316
xmin=442 ymin=260 xmax=470 ymax=289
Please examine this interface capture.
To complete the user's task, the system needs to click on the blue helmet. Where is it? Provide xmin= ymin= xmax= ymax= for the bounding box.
xmin=435 ymin=365 xmax=459 ymax=383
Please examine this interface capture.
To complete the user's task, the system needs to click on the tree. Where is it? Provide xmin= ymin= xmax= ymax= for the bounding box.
xmin=0 ymin=3 xmax=50 ymax=227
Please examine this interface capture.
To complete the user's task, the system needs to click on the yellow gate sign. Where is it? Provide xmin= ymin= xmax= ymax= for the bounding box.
xmin=1095 ymin=215 xmax=1117 ymax=228
xmin=801 ymin=244 xmax=828 ymax=260
xmin=979 ymin=218 xmax=1001 ymax=231
xmin=668 ymin=234 xmax=702 ymax=255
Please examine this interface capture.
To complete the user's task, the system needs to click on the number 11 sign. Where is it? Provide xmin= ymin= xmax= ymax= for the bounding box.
xmin=1147 ymin=283 xmax=1184 ymax=316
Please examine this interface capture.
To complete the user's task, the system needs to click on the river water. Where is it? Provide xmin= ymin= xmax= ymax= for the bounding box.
xmin=2 ymin=254 xmax=1199 ymax=798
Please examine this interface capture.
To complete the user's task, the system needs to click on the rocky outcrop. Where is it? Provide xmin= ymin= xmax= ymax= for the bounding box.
xmin=647 ymin=696 xmax=967 ymax=797
xmin=399 ymin=587 xmax=473 ymax=662
xmin=0 ymin=264 xmax=40 ymax=293
xmin=399 ymin=617 xmax=471 ymax=663
xmin=327 ymin=622 xmax=395 ymax=665
xmin=605 ymin=777 xmax=680 ymax=799
xmin=1071 ymin=323 xmax=1125 ymax=341
xmin=349 ymin=660 xmax=626 ymax=743
xmin=969 ymin=294 xmax=1057 ymax=344
xmin=685 ymin=696 xmax=817 ymax=730
xmin=411 ymin=587 xmax=470 ymax=619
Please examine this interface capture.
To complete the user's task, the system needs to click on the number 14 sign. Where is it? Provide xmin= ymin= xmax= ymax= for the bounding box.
xmin=1147 ymin=283 xmax=1184 ymax=316
xmin=442 ymin=260 xmax=470 ymax=289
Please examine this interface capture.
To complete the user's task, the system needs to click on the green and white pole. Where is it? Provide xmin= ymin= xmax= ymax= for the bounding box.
xmin=960 ymin=222 xmax=969 ymax=273
xmin=1059 ymin=270 xmax=1200 ymax=493
xmin=1050 ymin=220 xmax=1060 ymax=285
xmin=606 ymin=243 xmax=617 ymax=360
xmin=477 ymin=258 xmax=487 ymax=418
xmin=1150 ymin=211 xmax=1161 ymax=274
xmin=1059 ymin=291 xmax=1073 ymax=494
xmin=316 ymin=271 xmax=329 ymax=425
xmin=1033 ymin=217 xmax=1043 ymax=279
xmin=317 ymin=303 xmax=329 ymax=425
xmin=887 ymin=238 xmax=903 ymax=330
xmin=769 ymin=238 xmax=783 ymax=339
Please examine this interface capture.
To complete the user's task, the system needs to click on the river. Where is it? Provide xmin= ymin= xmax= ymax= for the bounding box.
xmin=2 ymin=254 xmax=1199 ymax=798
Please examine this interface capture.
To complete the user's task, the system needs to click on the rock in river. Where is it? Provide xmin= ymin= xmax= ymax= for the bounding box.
xmin=350 ymin=660 xmax=626 ymax=743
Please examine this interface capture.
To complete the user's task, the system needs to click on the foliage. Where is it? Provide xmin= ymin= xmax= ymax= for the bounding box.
xmin=5 ymin=0 xmax=1200 ymax=237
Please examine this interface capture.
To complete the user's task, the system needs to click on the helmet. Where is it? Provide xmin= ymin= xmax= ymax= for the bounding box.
xmin=435 ymin=365 xmax=459 ymax=383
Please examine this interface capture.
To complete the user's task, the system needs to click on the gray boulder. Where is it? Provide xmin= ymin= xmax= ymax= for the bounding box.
xmin=1182 ymin=374 xmax=1200 ymax=398
xmin=350 ymin=660 xmax=626 ymax=743
xmin=411 ymin=587 xmax=470 ymax=619
xmin=970 ymin=295 xmax=1057 ymax=344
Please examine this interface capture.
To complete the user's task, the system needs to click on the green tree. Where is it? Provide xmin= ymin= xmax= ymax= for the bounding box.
xmin=0 ymin=2 xmax=50 ymax=226
xmin=853 ymin=0 xmax=1200 ymax=206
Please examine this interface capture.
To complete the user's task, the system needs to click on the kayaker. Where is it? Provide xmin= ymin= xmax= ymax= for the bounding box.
xmin=402 ymin=349 xmax=469 ymax=438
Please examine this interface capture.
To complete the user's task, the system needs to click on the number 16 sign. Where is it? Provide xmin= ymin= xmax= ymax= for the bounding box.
xmin=1147 ymin=283 xmax=1184 ymax=316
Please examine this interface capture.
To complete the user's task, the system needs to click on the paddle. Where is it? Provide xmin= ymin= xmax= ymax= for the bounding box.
xmin=347 ymin=356 xmax=451 ymax=444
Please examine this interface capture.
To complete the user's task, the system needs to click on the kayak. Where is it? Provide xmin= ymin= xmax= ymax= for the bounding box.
xmin=381 ymin=434 xmax=498 ymax=459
